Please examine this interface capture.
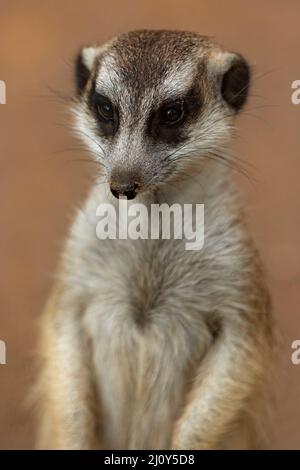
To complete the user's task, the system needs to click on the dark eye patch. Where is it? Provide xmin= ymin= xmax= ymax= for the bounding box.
xmin=159 ymin=100 xmax=185 ymax=125
xmin=88 ymin=81 xmax=119 ymax=138
xmin=147 ymin=86 xmax=202 ymax=145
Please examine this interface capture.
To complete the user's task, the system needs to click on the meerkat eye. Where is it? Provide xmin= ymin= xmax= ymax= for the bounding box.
xmin=159 ymin=101 xmax=184 ymax=125
xmin=96 ymin=96 xmax=114 ymax=121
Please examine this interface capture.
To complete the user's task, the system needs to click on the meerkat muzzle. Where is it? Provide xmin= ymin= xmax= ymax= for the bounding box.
xmin=110 ymin=181 xmax=140 ymax=200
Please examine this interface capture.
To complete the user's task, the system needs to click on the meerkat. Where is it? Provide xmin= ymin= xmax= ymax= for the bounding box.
xmin=35 ymin=30 xmax=273 ymax=450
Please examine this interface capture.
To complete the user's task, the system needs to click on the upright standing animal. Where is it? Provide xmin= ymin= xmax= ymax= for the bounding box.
xmin=36 ymin=30 xmax=272 ymax=450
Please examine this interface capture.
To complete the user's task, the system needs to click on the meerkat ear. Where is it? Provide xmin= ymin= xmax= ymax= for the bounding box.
xmin=212 ymin=51 xmax=250 ymax=112
xmin=75 ymin=46 xmax=101 ymax=95
xmin=221 ymin=53 xmax=250 ymax=111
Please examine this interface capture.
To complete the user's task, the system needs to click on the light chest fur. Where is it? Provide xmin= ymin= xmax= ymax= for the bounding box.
xmin=60 ymin=167 xmax=259 ymax=449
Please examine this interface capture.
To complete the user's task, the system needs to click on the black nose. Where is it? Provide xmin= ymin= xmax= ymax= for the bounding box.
xmin=110 ymin=183 xmax=139 ymax=200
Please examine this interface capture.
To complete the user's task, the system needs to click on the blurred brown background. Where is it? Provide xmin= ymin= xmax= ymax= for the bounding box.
xmin=0 ymin=0 xmax=299 ymax=449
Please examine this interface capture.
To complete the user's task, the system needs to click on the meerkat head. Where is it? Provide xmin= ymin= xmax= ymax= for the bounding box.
xmin=73 ymin=30 xmax=250 ymax=200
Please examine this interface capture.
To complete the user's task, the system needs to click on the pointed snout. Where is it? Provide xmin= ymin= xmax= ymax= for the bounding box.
xmin=110 ymin=182 xmax=140 ymax=200
xmin=109 ymin=168 xmax=141 ymax=200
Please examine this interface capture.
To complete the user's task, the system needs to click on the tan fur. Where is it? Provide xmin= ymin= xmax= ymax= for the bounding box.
xmin=35 ymin=30 xmax=273 ymax=450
